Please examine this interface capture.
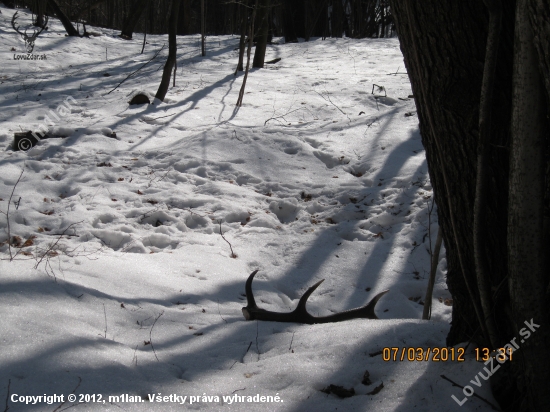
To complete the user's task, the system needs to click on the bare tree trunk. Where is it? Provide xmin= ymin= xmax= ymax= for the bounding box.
xmin=474 ymin=0 xmax=502 ymax=350
xmin=141 ymin=16 xmax=147 ymax=54
xmin=508 ymin=0 xmax=550 ymax=409
xmin=235 ymin=0 xmax=248 ymax=73
xmin=389 ymin=0 xmax=550 ymax=410
xmin=252 ymin=0 xmax=270 ymax=68
xmin=155 ymin=0 xmax=180 ymax=102
xmin=178 ymin=0 xmax=191 ymax=35
xmin=236 ymin=0 xmax=258 ymax=107
xmin=201 ymin=0 xmax=205 ymax=56
xmin=34 ymin=0 xmax=45 ymax=27
xmin=48 ymin=0 xmax=80 ymax=36
xmin=120 ymin=0 xmax=148 ymax=39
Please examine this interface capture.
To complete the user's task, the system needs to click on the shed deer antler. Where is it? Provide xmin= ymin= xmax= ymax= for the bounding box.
xmin=242 ymin=270 xmax=388 ymax=324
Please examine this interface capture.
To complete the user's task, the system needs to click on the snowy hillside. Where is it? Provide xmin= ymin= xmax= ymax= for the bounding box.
xmin=0 ymin=6 xmax=497 ymax=411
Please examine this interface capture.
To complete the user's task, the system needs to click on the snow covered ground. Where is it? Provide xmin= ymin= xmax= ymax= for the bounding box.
xmin=0 ymin=6 xmax=497 ymax=411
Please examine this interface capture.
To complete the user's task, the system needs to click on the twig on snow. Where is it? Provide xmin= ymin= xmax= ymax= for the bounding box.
xmin=264 ymin=108 xmax=303 ymax=126
xmin=150 ymin=311 xmax=164 ymax=362
xmin=52 ymin=377 xmax=82 ymax=412
xmin=0 ymin=169 xmax=24 ymax=261
xmin=313 ymin=87 xmax=350 ymax=122
xmin=4 ymin=379 xmax=10 ymax=412
xmin=103 ymin=303 xmax=108 ymax=338
xmin=218 ymin=220 xmax=237 ymax=258
xmin=34 ymin=221 xmax=84 ymax=270
xmin=217 ymin=299 xmax=228 ymax=324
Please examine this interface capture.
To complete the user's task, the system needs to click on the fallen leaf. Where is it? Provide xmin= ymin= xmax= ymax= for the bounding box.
xmin=22 ymin=236 xmax=36 ymax=247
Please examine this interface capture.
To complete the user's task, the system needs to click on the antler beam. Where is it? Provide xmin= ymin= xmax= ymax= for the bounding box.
xmin=11 ymin=11 xmax=25 ymax=37
xmin=242 ymin=270 xmax=388 ymax=324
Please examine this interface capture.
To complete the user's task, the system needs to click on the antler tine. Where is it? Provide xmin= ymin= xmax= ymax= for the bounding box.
xmin=295 ymin=279 xmax=324 ymax=313
xmin=244 ymin=269 xmax=260 ymax=310
xmin=242 ymin=271 xmax=388 ymax=324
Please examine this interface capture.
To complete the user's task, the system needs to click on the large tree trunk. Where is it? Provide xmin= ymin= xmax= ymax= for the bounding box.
xmin=389 ymin=0 xmax=550 ymax=410
xmin=177 ymin=0 xmax=192 ymax=35
xmin=252 ymin=0 xmax=270 ymax=68
xmin=120 ymin=0 xmax=148 ymax=39
xmin=508 ymin=0 xmax=550 ymax=409
xmin=48 ymin=0 xmax=80 ymax=36
xmin=235 ymin=0 xmax=248 ymax=73
xmin=155 ymin=0 xmax=180 ymax=102
xmin=283 ymin=0 xmax=304 ymax=42
xmin=330 ymin=0 xmax=344 ymax=37
xmin=34 ymin=0 xmax=46 ymax=28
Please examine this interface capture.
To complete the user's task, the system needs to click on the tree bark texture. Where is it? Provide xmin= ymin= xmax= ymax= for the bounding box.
xmin=155 ymin=0 xmax=180 ymax=102
xmin=526 ymin=0 xmax=550 ymax=311
xmin=508 ymin=0 xmax=550 ymax=409
xmin=389 ymin=0 xmax=514 ymax=347
xmin=389 ymin=0 xmax=550 ymax=410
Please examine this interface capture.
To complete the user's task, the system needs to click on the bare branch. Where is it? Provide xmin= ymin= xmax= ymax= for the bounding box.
xmin=106 ymin=44 xmax=166 ymax=95
xmin=218 ymin=220 xmax=237 ymax=258
xmin=1 ymin=169 xmax=24 ymax=261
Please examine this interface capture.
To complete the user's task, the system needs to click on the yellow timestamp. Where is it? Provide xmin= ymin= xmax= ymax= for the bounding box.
xmin=382 ymin=347 xmax=466 ymax=362
xmin=474 ymin=347 xmax=513 ymax=362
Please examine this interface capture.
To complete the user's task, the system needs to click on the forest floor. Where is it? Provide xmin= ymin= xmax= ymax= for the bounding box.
xmin=0 ymin=5 xmax=496 ymax=412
